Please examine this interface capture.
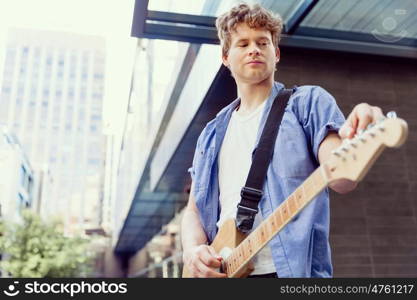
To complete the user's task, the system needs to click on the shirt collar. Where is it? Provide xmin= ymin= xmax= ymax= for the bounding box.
xmin=214 ymin=81 xmax=285 ymax=156
xmin=215 ymin=81 xmax=284 ymax=119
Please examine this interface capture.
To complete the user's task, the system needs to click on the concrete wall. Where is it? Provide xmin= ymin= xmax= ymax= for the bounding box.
xmin=277 ymin=47 xmax=417 ymax=277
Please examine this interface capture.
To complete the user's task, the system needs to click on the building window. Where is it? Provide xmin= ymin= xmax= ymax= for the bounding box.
xmin=17 ymin=193 xmax=25 ymax=212
xmin=20 ymin=166 xmax=26 ymax=186
xmin=27 ymin=176 xmax=33 ymax=197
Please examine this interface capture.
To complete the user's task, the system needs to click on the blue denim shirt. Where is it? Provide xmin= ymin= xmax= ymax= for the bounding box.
xmin=188 ymin=81 xmax=346 ymax=277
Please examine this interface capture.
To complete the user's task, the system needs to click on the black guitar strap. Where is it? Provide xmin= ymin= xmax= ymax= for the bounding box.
xmin=236 ymin=87 xmax=294 ymax=233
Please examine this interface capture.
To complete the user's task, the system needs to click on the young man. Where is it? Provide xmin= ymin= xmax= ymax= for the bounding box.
xmin=181 ymin=3 xmax=384 ymax=278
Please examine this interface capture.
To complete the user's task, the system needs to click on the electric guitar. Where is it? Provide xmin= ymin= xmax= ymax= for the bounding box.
xmin=182 ymin=112 xmax=408 ymax=278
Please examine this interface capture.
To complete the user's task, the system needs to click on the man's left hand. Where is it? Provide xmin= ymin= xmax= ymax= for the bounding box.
xmin=339 ymin=103 xmax=385 ymax=139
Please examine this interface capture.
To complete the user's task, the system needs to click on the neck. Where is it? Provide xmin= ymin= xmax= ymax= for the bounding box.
xmin=236 ymin=77 xmax=274 ymax=114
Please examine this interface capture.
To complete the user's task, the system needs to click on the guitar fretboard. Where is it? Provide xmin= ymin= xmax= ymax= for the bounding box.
xmin=224 ymin=166 xmax=328 ymax=277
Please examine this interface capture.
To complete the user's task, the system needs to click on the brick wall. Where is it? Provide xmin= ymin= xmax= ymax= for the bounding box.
xmin=277 ymin=48 xmax=417 ymax=277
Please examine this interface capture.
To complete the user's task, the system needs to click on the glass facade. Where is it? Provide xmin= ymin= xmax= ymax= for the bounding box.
xmin=0 ymin=28 xmax=106 ymax=229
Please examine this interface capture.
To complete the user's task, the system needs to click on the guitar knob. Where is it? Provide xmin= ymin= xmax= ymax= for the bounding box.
xmin=387 ymin=111 xmax=397 ymax=119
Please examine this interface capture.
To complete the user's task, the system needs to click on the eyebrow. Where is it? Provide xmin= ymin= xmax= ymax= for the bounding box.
xmin=235 ymin=37 xmax=270 ymax=43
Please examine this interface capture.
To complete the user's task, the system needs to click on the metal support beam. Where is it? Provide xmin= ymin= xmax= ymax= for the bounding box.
xmin=295 ymin=26 xmax=417 ymax=48
xmin=147 ymin=10 xmax=215 ymax=27
xmin=285 ymin=0 xmax=319 ymax=35
xmin=131 ymin=0 xmax=149 ymax=37
xmin=131 ymin=9 xmax=417 ymax=59
xmin=143 ymin=22 xmax=218 ymax=45
xmin=281 ymin=31 xmax=417 ymax=60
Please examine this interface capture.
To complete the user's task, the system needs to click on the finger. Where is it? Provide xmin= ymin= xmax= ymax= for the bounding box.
xmin=340 ymin=112 xmax=358 ymax=139
xmin=200 ymin=248 xmax=222 ymax=268
xmin=195 ymin=262 xmax=227 ymax=278
xmin=356 ymin=107 xmax=373 ymax=134
xmin=207 ymin=246 xmax=223 ymax=261
xmin=339 ymin=124 xmax=353 ymax=140
xmin=371 ymin=106 xmax=384 ymax=122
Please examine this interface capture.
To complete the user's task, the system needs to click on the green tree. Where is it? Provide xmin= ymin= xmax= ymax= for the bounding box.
xmin=0 ymin=210 xmax=96 ymax=277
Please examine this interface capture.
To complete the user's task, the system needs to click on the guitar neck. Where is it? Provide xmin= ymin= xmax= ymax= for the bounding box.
xmin=225 ymin=166 xmax=329 ymax=277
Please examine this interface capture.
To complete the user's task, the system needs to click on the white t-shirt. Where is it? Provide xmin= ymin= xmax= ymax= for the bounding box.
xmin=217 ymin=99 xmax=276 ymax=275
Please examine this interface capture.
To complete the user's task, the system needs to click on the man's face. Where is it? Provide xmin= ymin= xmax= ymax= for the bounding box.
xmin=222 ymin=23 xmax=280 ymax=84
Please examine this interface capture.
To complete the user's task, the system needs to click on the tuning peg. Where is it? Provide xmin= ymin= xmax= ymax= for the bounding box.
xmin=349 ymin=140 xmax=357 ymax=148
xmin=387 ymin=111 xmax=397 ymax=119
xmin=377 ymin=124 xmax=385 ymax=132
xmin=356 ymin=134 xmax=367 ymax=142
xmin=331 ymin=149 xmax=341 ymax=157
xmin=341 ymin=139 xmax=351 ymax=152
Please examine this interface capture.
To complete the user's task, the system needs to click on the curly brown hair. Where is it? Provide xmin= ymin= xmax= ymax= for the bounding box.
xmin=215 ymin=3 xmax=283 ymax=57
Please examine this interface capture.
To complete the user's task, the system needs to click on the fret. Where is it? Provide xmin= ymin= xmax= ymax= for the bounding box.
xmin=316 ymin=168 xmax=327 ymax=189
xmin=227 ymin=261 xmax=233 ymax=275
xmin=247 ymin=237 xmax=253 ymax=256
xmin=294 ymin=187 xmax=303 ymax=207
xmin=302 ymin=181 xmax=311 ymax=202
xmin=227 ymin=254 xmax=234 ymax=273
xmin=263 ymin=221 xmax=275 ymax=246
xmin=287 ymin=194 xmax=297 ymax=216
xmin=240 ymin=247 xmax=246 ymax=263
xmin=290 ymin=193 xmax=298 ymax=208
xmin=271 ymin=211 xmax=280 ymax=234
xmin=254 ymin=228 xmax=261 ymax=245
xmin=281 ymin=201 xmax=289 ymax=222
xmin=237 ymin=247 xmax=243 ymax=264
xmin=302 ymin=181 xmax=309 ymax=203
xmin=256 ymin=226 xmax=262 ymax=244
xmin=227 ymin=256 xmax=233 ymax=274
xmin=312 ymin=168 xmax=323 ymax=189
xmin=231 ymin=253 xmax=238 ymax=272
xmin=259 ymin=224 xmax=266 ymax=243
xmin=313 ymin=170 xmax=321 ymax=185
xmin=242 ymin=243 xmax=249 ymax=261
xmin=268 ymin=213 xmax=277 ymax=232
xmin=265 ymin=218 xmax=273 ymax=237
xmin=225 ymin=258 xmax=231 ymax=275
xmin=239 ymin=243 xmax=245 ymax=261
xmin=274 ymin=206 xmax=283 ymax=227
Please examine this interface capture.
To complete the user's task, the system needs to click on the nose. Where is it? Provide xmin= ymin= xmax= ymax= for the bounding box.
xmin=249 ymin=44 xmax=261 ymax=56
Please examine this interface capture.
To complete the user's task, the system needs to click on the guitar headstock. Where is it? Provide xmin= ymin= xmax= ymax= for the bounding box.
xmin=325 ymin=112 xmax=408 ymax=183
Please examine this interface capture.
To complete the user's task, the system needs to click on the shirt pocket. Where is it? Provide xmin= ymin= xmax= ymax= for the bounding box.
xmin=273 ymin=117 xmax=315 ymax=178
xmin=193 ymin=146 xmax=214 ymax=192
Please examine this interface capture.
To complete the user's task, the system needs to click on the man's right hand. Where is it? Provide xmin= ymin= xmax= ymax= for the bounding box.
xmin=182 ymin=245 xmax=228 ymax=278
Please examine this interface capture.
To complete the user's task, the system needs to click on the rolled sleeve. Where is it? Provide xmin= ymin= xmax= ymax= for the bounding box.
xmin=299 ymin=86 xmax=345 ymax=162
xmin=187 ymin=166 xmax=195 ymax=182
xmin=188 ymin=125 xmax=207 ymax=183
xmin=313 ymin=121 xmax=343 ymax=161
xmin=188 ymin=145 xmax=199 ymax=182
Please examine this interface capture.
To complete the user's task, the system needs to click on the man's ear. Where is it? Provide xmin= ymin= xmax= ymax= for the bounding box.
xmin=222 ymin=54 xmax=229 ymax=68
xmin=275 ymin=47 xmax=280 ymax=63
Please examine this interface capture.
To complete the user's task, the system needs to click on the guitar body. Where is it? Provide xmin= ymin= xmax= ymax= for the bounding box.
xmin=182 ymin=219 xmax=254 ymax=278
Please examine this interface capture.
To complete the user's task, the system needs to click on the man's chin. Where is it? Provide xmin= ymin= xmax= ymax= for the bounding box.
xmin=239 ymin=73 xmax=272 ymax=84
